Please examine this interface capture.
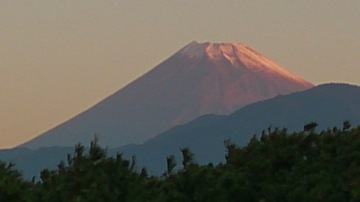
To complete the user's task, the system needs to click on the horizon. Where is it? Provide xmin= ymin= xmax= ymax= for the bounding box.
xmin=1 ymin=1 xmax=360 ymax=148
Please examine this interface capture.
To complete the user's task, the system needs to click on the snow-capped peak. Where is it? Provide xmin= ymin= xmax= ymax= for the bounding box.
xmin=176 ymin=41 xmax=310 ymax=85
xmin=177 ymin=41 xmax=247 ymax=59
xmin=178 ymin=41 xmax=268 ymax=63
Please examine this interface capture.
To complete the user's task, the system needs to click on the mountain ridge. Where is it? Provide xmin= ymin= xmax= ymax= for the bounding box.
xmin=117 ymin=83 xmax=360 ymax=174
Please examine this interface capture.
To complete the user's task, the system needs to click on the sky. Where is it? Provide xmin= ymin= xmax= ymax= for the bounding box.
xmin=1 ymin=0 xmax=360 ymax=148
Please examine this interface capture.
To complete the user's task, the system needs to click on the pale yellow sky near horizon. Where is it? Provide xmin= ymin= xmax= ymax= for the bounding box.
xmin=1 ymin=0 xmax=360 ymax=148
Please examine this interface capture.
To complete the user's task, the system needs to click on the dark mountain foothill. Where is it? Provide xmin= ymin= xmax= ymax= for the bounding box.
xmin=118 ymin=83 xmax=360 ymax=174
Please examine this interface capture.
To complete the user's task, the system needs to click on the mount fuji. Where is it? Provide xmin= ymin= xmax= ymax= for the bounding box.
xmin=19 ymin=41 xmax=313 ymax=149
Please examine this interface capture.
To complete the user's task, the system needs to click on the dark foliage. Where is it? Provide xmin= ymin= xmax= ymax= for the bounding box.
xmin=2 ymin=123 xmax=360 ymax=201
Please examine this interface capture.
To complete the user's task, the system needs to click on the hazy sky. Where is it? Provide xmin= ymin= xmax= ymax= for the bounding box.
xmin=1 ymin=0 xmax=359 ymax=148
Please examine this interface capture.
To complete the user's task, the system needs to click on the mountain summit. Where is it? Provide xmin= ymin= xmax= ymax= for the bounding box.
xmin=19 ymin=41 xmax=313 ymax=149
xmin=180 ymin=41 xmax=309 ymax=85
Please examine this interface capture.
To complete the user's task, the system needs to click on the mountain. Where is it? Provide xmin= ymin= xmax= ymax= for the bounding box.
xmin=19 ymin=41 xmax=313 ymax=149
xmin=3 ymin=83 xmax=359 ymax=179
xmin=118 ymin=83 xmax=360 ymax=174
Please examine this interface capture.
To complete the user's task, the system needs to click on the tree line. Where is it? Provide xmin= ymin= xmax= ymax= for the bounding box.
xmin=1 ymin=122 xmax=360 ymax=201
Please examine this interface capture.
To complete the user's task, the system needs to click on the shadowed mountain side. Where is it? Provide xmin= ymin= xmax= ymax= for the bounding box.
xmin=19 ymin=41 xmax=312 ymax=149
xmin=118 ymin=83 xmax=360 ymax=174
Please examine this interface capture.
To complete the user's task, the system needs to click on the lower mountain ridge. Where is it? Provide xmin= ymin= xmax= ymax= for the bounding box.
xmin=119 ymin=83 xmax=360 ymax=174
xmin=1 ymin=83 xmax=359 ymax=178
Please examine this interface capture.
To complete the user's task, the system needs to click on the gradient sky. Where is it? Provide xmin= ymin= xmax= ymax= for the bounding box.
xmin=1 ymin=0 xmax=360 ymax=148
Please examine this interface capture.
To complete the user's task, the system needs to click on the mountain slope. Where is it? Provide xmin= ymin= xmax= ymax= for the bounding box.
xmin=19 ymin=41 xmax=313 ymax=149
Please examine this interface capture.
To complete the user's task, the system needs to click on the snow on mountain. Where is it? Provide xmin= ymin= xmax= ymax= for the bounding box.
xmin=19 ymin=41 xmax=313 ymax=149
xmin=180 ymin=41 xmax=310 ymax=86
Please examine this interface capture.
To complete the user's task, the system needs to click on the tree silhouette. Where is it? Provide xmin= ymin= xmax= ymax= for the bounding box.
xmin=2 ymin=122 xmax=360 ymax=201
xmin=304 ymin=121 xmax=318 ymax=132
